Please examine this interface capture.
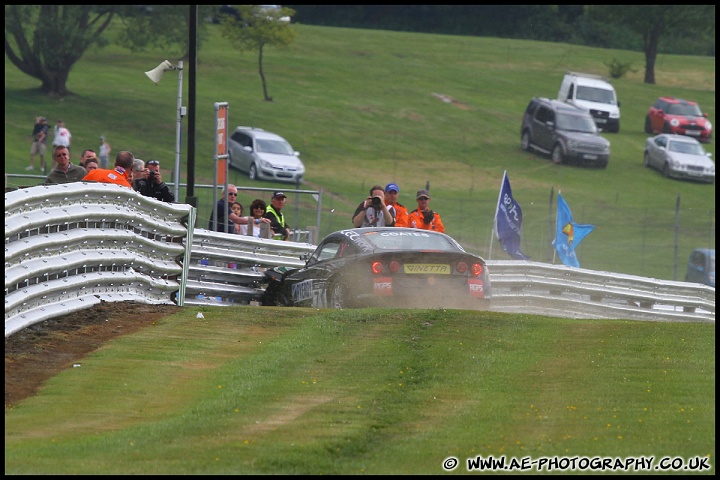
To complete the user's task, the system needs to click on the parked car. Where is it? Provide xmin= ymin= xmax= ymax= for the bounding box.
xmin=227 ymin=126 xmax=305 ymax=184
xmin=520 ymin=97 xmax=610 ymax=168
xmin=558 ymin=71 xmax=620 ymax=133
xmin=643 ymin=134 xmax=715 ymax=183
xmin=644 ymin=97 xmax=712 ymax=143
xmin=213 ymin=5 xmax=291 ymax=23
xmin=262 ymin=227 xmax=492 ymax=309
xmin=685 ymin=248 xmax=715 ymax=288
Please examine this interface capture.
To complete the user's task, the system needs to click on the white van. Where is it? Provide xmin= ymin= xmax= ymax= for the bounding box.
xmin=558 ymin=71 xmax=620 ymax=133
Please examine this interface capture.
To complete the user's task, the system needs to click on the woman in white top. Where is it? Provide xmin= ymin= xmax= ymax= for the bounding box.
xmin=247 ymin=198 xmax=271 ymax=237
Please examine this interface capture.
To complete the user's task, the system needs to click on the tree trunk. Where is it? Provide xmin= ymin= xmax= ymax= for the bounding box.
xmin=258 ymin=43 xmax=272 ymax=102
xmin=40 ymin=68 xmax=71 ymax=97
xmin=643 ymin=28 xmax=660 ymax=85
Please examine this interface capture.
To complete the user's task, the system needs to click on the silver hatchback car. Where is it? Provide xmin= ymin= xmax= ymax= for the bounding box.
xmin=227 ymin=126 xmax=305 ymax=184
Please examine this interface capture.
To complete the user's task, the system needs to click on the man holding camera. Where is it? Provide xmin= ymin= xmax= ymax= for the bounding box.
xmin=352 ymin=184 xmax=396 ymax=228
xmin=409 ymin=189 xmax=445 ymax=233
xmin=133 ymin=159 xmax=175 ymax=203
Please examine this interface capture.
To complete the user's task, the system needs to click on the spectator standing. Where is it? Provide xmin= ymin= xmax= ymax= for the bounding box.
xmin=247 ymin=198 xmax=272 ymax=237
xmin=352 ymin=184 xmax=396 ymax=228
xmin=384 ymin=182 xmax=409 ymax=227
xmin=209 ymin=184 xmax=249 ymax=233
xmin=133 ymin=159 xmax=175 ymax=203
xmin=52 ymin=120 xmax=71 ymax=149
xmin=28 ymin=116 xmax=49 ymax=172
xmin=264 ymin=191 xmax=292 ymax=240
xmin=82 ymin=150 xmax=135 ymax=188
xmin=131 ymin=158 xmax=147 ymax=190
xmin=99 ymin=136 xmax=112 ymax=169
xmin=43 ymin=145 xmax=86 ymax=185
xmin=231 ymin=201 xmax=248 ymax=234
xmin=132 ymin=158 xmax=146 ymax=178
xmin=83 ymin=158 xmax=99 ymax=172
xmin=79 ymin=149 xmax=98 ymax=168
xmin=408 ymin=189 xmax=445 ymax=233
xmin=51 ymin=120 xmax=72 ymax=173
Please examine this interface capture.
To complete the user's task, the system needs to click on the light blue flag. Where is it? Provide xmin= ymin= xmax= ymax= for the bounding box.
xmin=553 ymin=193 xmax=595 ymax=268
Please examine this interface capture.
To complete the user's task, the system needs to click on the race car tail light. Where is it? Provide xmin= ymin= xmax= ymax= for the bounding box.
xmin=471 ymin=263 xmax=483 ymax=277
xmin=371 ymin=261 xmax=384 ymax=275
xmin=389 ymin=260 xmax=401 ymax=273
xmin=456 ymin=261 xmax=468 ymax=274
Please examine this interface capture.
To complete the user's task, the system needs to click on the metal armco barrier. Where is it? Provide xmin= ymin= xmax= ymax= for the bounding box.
xmin=5 ymin=183 xmax=195 ymax=336
xmin=5 ymin=185 xmax=714 ymax=336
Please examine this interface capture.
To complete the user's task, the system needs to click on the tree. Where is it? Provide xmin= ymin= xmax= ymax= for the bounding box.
xmin=115 ymin=5 xmax=215 ymax=60
xmin=5 ymin=6 xmax=115 ymax=97
xmin=589 ymin=5 xmax=715 ymax=84
xmin=219 ymin=5 xmax=297 ymax=102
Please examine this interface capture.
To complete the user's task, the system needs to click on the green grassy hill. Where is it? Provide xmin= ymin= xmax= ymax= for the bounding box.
xmin=4 ymin=24 xmax=715 ymax=280
xmin=4 ymin=306 xmax=715 ymax=474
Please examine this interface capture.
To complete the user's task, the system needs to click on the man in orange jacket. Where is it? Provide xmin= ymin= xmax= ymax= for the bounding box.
xmin=384 ymin=183 xmax=409 ymax=227
xmin=82 ymin=151 xmax=135 ymax=187
xmin=408 ymin=189 xmax=445 ymax=233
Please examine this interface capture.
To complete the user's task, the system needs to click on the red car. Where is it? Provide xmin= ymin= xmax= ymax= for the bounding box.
xmin=645 ymin=97 xmax=712 ymax=143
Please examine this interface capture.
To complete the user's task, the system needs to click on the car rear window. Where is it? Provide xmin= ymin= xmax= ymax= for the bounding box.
xmin=361 ymin=230 xmax=460 ymax=252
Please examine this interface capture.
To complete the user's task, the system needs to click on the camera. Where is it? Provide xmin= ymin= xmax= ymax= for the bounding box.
xmin=371 ymin=196 xmax=382 ymax=207
xmin=149 ymin=170 xmax=158 ymax=178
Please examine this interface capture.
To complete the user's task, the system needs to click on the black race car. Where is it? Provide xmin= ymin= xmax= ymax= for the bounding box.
xmin=262 ymin=227 xmax=491 ymax=309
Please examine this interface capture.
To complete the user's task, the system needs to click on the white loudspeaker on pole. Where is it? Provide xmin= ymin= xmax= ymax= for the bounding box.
xmin=145 ymin=60 xmax=174 ymax=85
xmin=144 ymin=59 xmax=184 ymax=201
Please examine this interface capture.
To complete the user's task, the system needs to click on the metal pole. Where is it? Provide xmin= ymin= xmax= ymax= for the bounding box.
xmin=174 ymin=60 xmax=184 ymax=201
xmin=674 ymin=193 xmax=680 ymax=281
xmin=186 ymin=5 xmax=198 ymax=206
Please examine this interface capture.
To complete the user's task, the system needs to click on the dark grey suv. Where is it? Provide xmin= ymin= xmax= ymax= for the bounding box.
xmin=520 ymin=97 xmax=610 ymax=168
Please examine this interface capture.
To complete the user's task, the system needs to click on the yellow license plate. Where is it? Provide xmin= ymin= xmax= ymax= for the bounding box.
xmin=403 ymin=264 xmax=451 ymax=274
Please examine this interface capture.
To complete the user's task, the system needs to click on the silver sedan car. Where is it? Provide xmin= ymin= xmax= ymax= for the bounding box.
xmin=643 ymin=134 xmax=715 ymax=183
xmin=227 ymin=126 xmax=305 ymax=184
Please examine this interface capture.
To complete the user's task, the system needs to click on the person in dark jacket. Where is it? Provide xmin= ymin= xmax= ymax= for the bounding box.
xmin=133 ymin=159 xmax=175 ymax=203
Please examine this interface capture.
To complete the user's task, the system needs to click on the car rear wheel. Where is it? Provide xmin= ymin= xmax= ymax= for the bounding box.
xmin=248 ymin=163 xmax=258 ymax=180
xmin=328 ymin=280 xmax=349 ymax=309
xmin=521 ymin=130 xmax=532 ymax=151
xmin=644 ymin=116 xmax=652 ymax=134
xmin=551 ymin=144 xmax=564 ymax=164
xmin=643 ymin=151 xmax=651 ymax=168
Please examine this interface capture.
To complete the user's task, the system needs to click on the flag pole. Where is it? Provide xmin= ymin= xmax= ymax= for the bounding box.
xmin=489 ymin=170 xmax=507 ymax=260
xmin=551 ymin=188 xmax=559 ymax=264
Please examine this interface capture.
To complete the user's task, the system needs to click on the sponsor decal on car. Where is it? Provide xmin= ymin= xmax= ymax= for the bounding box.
xmin=373 ymin=277 xmax=393 ymax=296
xmin=468 ymin=279 xmax=485 ymax=298
xmin=292 ymin=279 xmax=314 ymax=302
xmin=404 ymin=264 xmax=451 ymax=274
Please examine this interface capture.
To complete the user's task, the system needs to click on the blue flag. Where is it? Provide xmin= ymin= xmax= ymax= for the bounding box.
xmin=494 ymin=171 xmax=530 ymax=260
xmin=553 ymin=192 xmax=595 ymax=268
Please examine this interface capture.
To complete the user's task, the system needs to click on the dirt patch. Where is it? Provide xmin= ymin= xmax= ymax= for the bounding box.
xmin=431 ymin=92 xmax=471 ymax=110
xmin=5 ymin=301 xmax=178 ymax=407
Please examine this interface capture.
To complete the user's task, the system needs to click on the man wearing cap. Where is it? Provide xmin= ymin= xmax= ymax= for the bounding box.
xmin=383 ymin=182 xmax=409 ymax=227
xmin=133 ymin=159 xmax=175 ymax=203
xmin=28 ymin=116 xmax=49 ymax=171
xmin=264 ymin=191 xmax=292 ymax=240
xmin=409 ymin=189 xmax=445 ymax=233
